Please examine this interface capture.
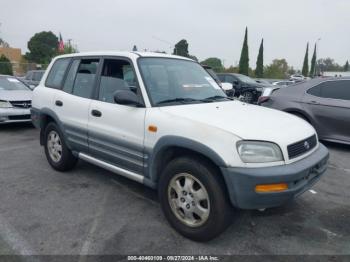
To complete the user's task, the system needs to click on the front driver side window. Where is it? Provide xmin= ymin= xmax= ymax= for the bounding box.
xmin=98 ymin=59 xmax=138 ymax=104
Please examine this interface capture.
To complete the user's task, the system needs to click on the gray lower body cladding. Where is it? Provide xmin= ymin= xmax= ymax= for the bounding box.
xmin=221 ymin=143 xmax=329 ymax=209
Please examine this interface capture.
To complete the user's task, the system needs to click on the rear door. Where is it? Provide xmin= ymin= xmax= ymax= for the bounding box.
xmin=52 ymin=57 xmax=101 ymax=153
xmin=87 ymin=57 xmax=146 ymax=174
xmin=303 ymin=80 xmax=350 ymax=142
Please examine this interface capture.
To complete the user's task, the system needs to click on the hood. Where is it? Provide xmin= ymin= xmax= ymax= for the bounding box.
xmin=0 ymin=90 xmax=33 ymax=101
xmin=160 ymin=101 xmax=315 ymax=147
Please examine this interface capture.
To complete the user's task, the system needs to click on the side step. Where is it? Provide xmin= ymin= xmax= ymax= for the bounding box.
xmin=78 ymin=153 xmax=156 ymax=188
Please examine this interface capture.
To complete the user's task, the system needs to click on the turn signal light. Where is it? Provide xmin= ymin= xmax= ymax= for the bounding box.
xmin=148 ymin=125 xmax=158 ymax=132
xmin=255 ymin=183 xmax=288 ymax=193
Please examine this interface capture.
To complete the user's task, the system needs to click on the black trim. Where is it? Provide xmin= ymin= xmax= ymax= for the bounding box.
xmin=92 ymin=56 xmax=145 ymax=107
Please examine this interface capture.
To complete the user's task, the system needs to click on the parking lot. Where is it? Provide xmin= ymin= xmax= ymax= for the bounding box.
xmin=0 ymin=123 xmax=349 ymax=256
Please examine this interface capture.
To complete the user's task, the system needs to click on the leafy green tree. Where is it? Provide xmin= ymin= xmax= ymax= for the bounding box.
xmin=201 ymin=57 xmax=224 ymax=72
xmin=264 ymin=59 xmax=289 ymax=79
xmin=239 ymin=27 xmax=249 ymax=75
xmin=344 ymin=60 xmax=349 ymax=71
xmin=309 ymin=44 xmax=317 ymax=77
xmin=255 ymin=38 xmax=264 ymax=78
xmin=25 ymin=31 xmax=58 ymax=64
xmin=0 ymin=55 xmax=13 ymax=75
xmin=173 ymin=39 xmax=189 ymax=57
xmin=301 ymin=43 xmax=309 ymax=77
xmin=317 ymin=58 xmax=343 ymax=72
xmin=63 ymin=42 xmax=78 ymax=54
xmin=224 ymin=66 xmax=239 ymax=73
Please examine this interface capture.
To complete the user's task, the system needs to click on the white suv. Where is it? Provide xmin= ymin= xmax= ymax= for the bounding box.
xmin=31 ymin=51 xmax=329 ymax=241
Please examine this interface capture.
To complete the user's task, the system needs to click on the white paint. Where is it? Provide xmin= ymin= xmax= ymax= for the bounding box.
xmin=309 ymin=189 xmax=317 ymax=194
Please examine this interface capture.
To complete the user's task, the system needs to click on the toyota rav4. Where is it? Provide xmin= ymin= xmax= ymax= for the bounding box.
xmin=31 ymin=52 xmax=329 ymax=241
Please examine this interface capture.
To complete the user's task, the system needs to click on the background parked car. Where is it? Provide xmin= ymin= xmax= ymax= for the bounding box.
xmin=255 ymin=78 xmax=273 ymax=86
xmin=23 ymin=70 xmax=45 ymax=89
xmin=272 ymin=80 xmax=295 ymax=87
xmin=290 ymin=74 xmax=305 ymax=82
xmin=217 ymin=73 xmax=264 ymax=103
xmin=202 ymin=65 xmax=235 ymax=97
xmin=0 ymin=75 xmax=32 ymax=123
xmin=260 ymin=78 xmax=350 ymax=145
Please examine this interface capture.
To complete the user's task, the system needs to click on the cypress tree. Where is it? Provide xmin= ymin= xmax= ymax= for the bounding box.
xmin=255 ymin=39 xmax=264 ymax=78
xmin=302 ymin=43 xmax=309 ymax=77
xmin=309 ymin=43 xmax=317 ymax=77
xmin=344 ymin=60 xmax=349 ymax=71
xmin=239 ymin=27 xmax=249 ymax=76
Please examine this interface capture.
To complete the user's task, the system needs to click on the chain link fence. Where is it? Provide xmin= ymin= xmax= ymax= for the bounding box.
xmin=0 ymin=61 xmax=49 ymax=77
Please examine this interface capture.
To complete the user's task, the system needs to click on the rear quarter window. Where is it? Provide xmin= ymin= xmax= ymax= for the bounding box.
xmin=45 ymin=58 xmax=71 ymax=89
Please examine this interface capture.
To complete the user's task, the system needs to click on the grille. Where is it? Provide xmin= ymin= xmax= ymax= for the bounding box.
xmin=287 ymin=135 xmax=317 ymax=159
xmin=9 ymin=100 xmax=32 ymax=108
xmin=8 ymin=115 xmax=31 ymax=120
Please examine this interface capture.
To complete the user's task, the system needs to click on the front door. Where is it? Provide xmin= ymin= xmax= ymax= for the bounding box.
xmin=87 ymin=58 xmax=146 ymax=174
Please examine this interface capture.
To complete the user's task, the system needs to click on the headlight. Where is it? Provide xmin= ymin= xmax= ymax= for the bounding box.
xmin=0 ymin=100 xmax=13 ymax=108
xmin=237 ymin=141 xmax=283 ymax=163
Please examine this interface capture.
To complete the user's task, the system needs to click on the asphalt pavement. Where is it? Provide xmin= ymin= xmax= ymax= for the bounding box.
xmin=0 ymin=123 xmax=349 ymax=256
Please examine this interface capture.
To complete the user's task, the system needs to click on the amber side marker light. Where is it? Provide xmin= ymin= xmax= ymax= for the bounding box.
xmin=148 ymin=125 xmax=158 ymax=132
xmin=255 ymin=183 xmax=288 ymax=193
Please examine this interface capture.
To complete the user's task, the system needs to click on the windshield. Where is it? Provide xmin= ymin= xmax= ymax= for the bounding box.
xmin=138 ymin=58 xmax=227 ymax=106
xmin=235 ymin=74 xmax=257 ymax=85
xmin=0 ymin=77 xmax=30 ymax=91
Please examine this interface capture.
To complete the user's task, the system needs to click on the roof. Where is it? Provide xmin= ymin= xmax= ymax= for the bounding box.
xmin=54 ymin=51 xmax=194 ymax=61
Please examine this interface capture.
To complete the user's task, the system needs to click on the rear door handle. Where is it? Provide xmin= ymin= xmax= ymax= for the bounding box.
xmin=91 ymin=109 xmax=102 ymax=117
xmin=55 ymin=100 xmax=63 ymax=107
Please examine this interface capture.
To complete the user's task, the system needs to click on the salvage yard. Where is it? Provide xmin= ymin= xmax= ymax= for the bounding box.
xmin=0 ymin=123 xmax=349 ymax=255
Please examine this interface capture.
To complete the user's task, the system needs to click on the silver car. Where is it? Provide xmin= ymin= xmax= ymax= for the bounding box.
xmin=0 ymin=75 xmax=32 ymax=124
xmin=261 ymin=78 xmax=350 ymax=145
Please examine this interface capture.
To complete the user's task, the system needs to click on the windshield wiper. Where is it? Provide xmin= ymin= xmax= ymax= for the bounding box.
xmin=200 ymin=95 xmax=231 ymax=102
xmin=155 ymin=97 xmax=202 ymax=105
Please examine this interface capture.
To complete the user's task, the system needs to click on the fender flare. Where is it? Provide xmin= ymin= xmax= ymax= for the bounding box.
xmin=147 ymin=136 xmax=227 ymax=182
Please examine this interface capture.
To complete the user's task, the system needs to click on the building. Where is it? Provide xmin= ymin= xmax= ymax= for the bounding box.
xmin=0 ymin=47 xmax=33 ymax=76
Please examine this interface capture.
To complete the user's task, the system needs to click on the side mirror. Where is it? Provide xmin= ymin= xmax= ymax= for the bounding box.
xmin=113 ymin=90 xmax=142 ymax=106
xmin=220 ymin=82 xmax=233 ymax=91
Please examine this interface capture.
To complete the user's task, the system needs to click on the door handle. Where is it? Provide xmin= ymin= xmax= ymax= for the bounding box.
xmin=55 ymin=100 xmax=63 ymax=107
xmin=91 ymin=109 xmax=102 ymax=117
xmin=310 ymin=100 xmax=319 ymax=105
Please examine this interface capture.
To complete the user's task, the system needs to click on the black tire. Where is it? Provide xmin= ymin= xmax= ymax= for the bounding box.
xmin=44 ymin=122 xmax=77 ymax=171
xmin=241 ymin=91 xmax=254 ymax=103
xmin=158 ymin=156 xmax=233 ymax=241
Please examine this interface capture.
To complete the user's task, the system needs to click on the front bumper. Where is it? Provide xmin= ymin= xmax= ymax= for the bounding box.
xmin=0 ymin=108 xmax=32 ymax=123
xmin=221 ymin=143 xmax=329 ymax=209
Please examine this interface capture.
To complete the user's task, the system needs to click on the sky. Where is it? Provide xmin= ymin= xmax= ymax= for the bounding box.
xmin=1 ymin=0 xmax=349 ymax=69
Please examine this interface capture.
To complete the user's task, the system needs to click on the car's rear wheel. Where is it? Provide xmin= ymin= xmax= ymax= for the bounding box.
xmin=44 ymin=122 xmax=77 ymax=171
xmin=159 ymin=156 xmax=233 ymax=241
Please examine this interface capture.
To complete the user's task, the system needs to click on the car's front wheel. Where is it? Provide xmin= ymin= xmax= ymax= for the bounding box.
xmin=159 ymin=156 xmax=233 ymax=241
xmin=241 ymin=91 xmax=254 ymax=103
xmin=44 ymin=122 xmax=77 ymax=171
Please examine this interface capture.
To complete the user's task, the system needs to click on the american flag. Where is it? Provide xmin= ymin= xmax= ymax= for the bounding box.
xmin=58 ymin=33 xmax=64 ymax=52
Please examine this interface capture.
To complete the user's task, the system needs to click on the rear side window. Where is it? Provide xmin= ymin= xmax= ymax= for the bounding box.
xmin=45 ymin=58 xmax=70 ymax=88
xmin=308 ymin=81 xmax=350 ymax=100
xmin=307 ymin=85 xmax=321 ymax=96
xmin=72 ymin=59 xmax=100 ymax=99
xmin=63 ymin=60 xmax=80 ymax=93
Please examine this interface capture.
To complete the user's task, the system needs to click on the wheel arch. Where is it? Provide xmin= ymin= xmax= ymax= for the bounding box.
xmin=148 ymin=136 xmax=227 ymax=184
xmin=36 ymin=108 xmax=67 ymax=147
